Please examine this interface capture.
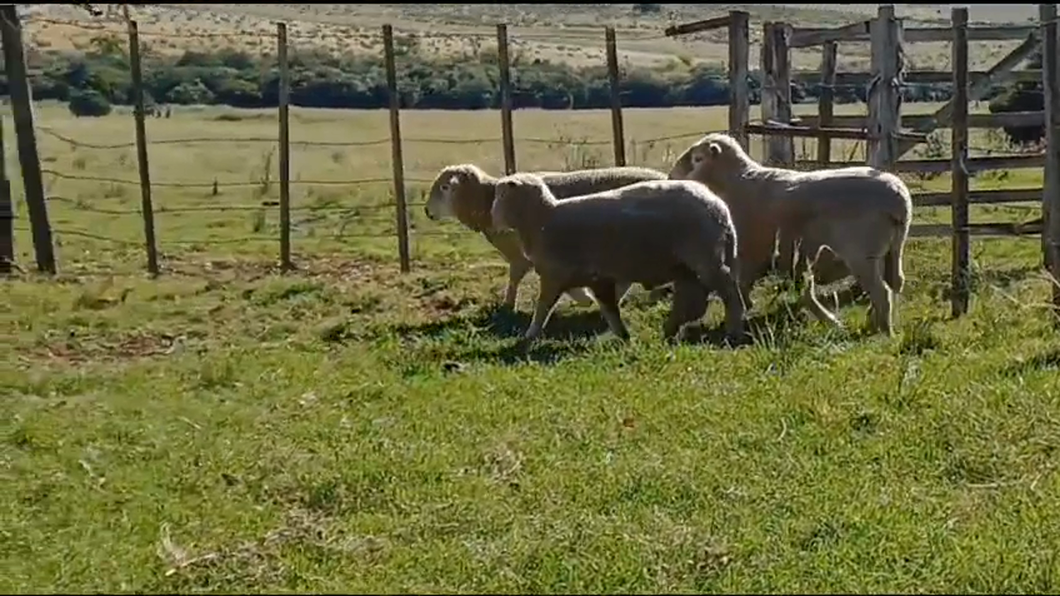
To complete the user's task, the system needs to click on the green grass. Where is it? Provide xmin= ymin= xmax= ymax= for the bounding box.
xmin=2 ymin=102 xmax=1060 ymax=592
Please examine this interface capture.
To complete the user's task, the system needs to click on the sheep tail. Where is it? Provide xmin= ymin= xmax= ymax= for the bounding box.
xmin=884 ymin=183 xmax=912 ymax=294
xmin=883 ymin=221 xmax=907 ymax=294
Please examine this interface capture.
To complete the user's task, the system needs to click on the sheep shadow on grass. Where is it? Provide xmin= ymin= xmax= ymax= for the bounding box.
xmin=686 ymin=283 xmax=875 ymax=347
xmin=390 ymin=301 xmax=611 ymax=342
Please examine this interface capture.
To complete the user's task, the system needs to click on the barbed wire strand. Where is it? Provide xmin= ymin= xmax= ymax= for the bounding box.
xmin=35 ymin=126 xmax=710 ymax=151
xmin=13 ymin=224 xmax=479 ymax=246
xmin=44 ymin=195 xmax=434 ymax=214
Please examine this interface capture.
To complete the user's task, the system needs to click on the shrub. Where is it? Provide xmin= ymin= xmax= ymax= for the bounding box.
xmin=67 ymin=88 xmax=111 ymax=117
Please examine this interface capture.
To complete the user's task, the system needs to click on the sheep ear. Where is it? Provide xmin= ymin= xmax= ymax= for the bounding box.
xmin=708 ymin=142 xmax=723 ymax=157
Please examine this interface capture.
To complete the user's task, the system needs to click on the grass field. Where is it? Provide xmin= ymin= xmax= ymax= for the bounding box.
xmin=3 ymin=101 xmax=1060 ymax=592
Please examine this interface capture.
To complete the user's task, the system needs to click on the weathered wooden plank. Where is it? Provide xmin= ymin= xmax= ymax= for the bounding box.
xmin=950 ymin=6 xmax=971 ymax=317
xmin=746 ymin=122 xmax=928 ymax=142
xmin=664 ymin=14 xmax=731 ymax=37
xmin=868 ymin=5 xmax=902 ymax=170
xmin=1041 ymin=2 xmax=1060 ymax=312
xmin=794 ymin=154 xmax=1045 ymax=174
xmin=792 ymin=69 xmax=1041 ymax=85
xmin=795 ymin=111 xmax=1044 ymax=129
xmin=789 ymin=21 xmax=870 ymax=48
xmin=910 ymin=220 xmax=1043 ymax=238
xmin=728 ymin=10 xmax=750 ymax=151
xmin=914 ymin=187 xmax=1043 ymax=207
xmin=790 ymin=23 xmax=1038 ymax=48
xmin=816 ymin=41 xmax=838 ymax=166
xmin=761 ymin=22 xmax=795 ymax=166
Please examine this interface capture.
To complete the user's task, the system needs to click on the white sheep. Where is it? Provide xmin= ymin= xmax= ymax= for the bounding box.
xmin=668 ymin=132 xmax=912 ymax=335
xmin=424 ymin=163 xmax=669 ymax=310
xmin=489 ymin=172 xmax=746 ymax=344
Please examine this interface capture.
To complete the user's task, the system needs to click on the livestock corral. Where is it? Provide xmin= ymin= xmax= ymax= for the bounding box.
xmin=3 ymin=4 xmax=1060 ymax=593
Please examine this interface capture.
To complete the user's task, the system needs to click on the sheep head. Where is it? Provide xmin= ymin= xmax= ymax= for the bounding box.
xmin=668 ymin=133 xmax=751 ymax=189
xmin=424 ymin=164 xmax=492 ymax=229
xmin=491 ymin=173 xmax=553 ymax=233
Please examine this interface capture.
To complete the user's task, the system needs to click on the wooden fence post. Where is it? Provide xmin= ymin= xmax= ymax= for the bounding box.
xmin=868 ymin=5 xmax=902 ymax=170
xmin=277 ymin=22 xmax=293 ymax=272
xmin=950 ymin=7 xmax=970 ymax=318
xmin=817 ymin=41 xmax=838 ymax=166
xmin=1041 ymin=3 xmax=1060 ymax=319
xmin=0 ymin=5 xmax=54 ymax=274
xmin=383 ymin=25 xmax=411 ymax=273
xmin=727 ymin=10 xmax=750 ymax=151
xmin=761 ymin=22 xmax=794 ymax=166
xmin=605 ymin=26 xmax=626 ymax=167
xmin=762 ymin=21 xmax=795 ymax=275
xmin=496 ymin=24 xmax=517 ymax=174
xmin=0 ymin=117 xmax=11 ymax=274
xmin=127 ymin=20 xmax=160 ymax=276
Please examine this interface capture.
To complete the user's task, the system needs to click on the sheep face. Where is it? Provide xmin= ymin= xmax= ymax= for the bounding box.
xmin=424 ymin=169 xmax=464 ymax=221
xmin=491 ymin=174 xmax=548 ymax=232
xmin=668 ymin=133 xmax=743 ymax=188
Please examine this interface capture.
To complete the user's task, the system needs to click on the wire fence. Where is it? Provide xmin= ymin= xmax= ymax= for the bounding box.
xmin=1 ymin=5 xmax=1057 ymax=294
xmin=3 ymin=7 xmax=722 ymax=278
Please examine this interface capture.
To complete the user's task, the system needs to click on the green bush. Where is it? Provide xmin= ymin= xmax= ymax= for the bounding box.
xmin=67 ymin=88 xmax=112 ymax=117
xmin=0 ymin=42 xmax=1019 ymax=113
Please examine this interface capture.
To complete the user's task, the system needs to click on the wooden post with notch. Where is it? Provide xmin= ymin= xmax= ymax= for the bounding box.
xmin=0 ymin=116 xmax=11 ymax=274
xmin=1041 ymin=3 xmax=1060 ymax=319
xmin=277 ymin=22 xmax=293 ymax=272
xmin=605 ymin=26 xmax=626 ymax=166
xmin=0 ymin=5 xmax=54 ymax=274
xmin=868 ymin=4 xmax=902 ymax=170
xmin=950 ymin=7 xmax=970 ymax=318
xmin=497 ymin=24 xmax=517 ymax=174
xmin=817 ymin=41 xmax=838 ymax=165
xmin=727 ymin=10 xmax=750 ymax=151
xmin=383 ymin=25 xmax=411 ymax=273
xmin=127 ymin=20 xmax=160 ymax=276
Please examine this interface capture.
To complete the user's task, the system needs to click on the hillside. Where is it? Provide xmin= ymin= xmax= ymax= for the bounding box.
xmin=18 ymin=3 xmax=1039 ymax=72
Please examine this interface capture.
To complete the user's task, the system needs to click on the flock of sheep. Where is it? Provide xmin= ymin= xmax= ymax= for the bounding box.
xmin=423 ymin=132 xmax=914 ymax=345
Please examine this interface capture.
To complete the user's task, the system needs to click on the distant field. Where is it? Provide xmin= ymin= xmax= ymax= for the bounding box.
xmin=2 ymin=100 xmax=1058 ymax=592
xmin=20 ymin=3 xmax=1039 ymax=72
xmin=3 ymin=101 xmax=1043 ymax=272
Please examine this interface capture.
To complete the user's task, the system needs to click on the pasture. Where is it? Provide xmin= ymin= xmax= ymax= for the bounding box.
xmin=2 ymin=102 xmax=1060 ymax=593
xmin=21 ymin=3 xmax=1036 ymax=71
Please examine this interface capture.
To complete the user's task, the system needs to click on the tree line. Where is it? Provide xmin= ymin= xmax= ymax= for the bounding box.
xmin=0 ymin=31 xmax=1047 ymax=145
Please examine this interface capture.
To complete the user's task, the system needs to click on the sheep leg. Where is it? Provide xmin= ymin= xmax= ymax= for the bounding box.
xmin=565 ymin=286 xmax=597 ymax=307
xmin=718 ymin=266 xmax=748 ymax=344
xmin=846 ymin=256 xmax=893 ymax=335
xmin=645 ymin=284 xmax=673 ymax=304
xmin=523 ymin=276 xmax=566 ymax=341
xmin=662 ymin=276 xmax=709 ymax=342
xmin=777 ymin=225 xmax=800 ymax=281
xmin=683 ymin=261 xmax=746 ymax=345
xmin=503 ymin=258 xmax=533 ymax=309
xmin=800 ymin=244 xmax=845 ymax=330
xmin=588 ymin=280 xmax=630 ymax=341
